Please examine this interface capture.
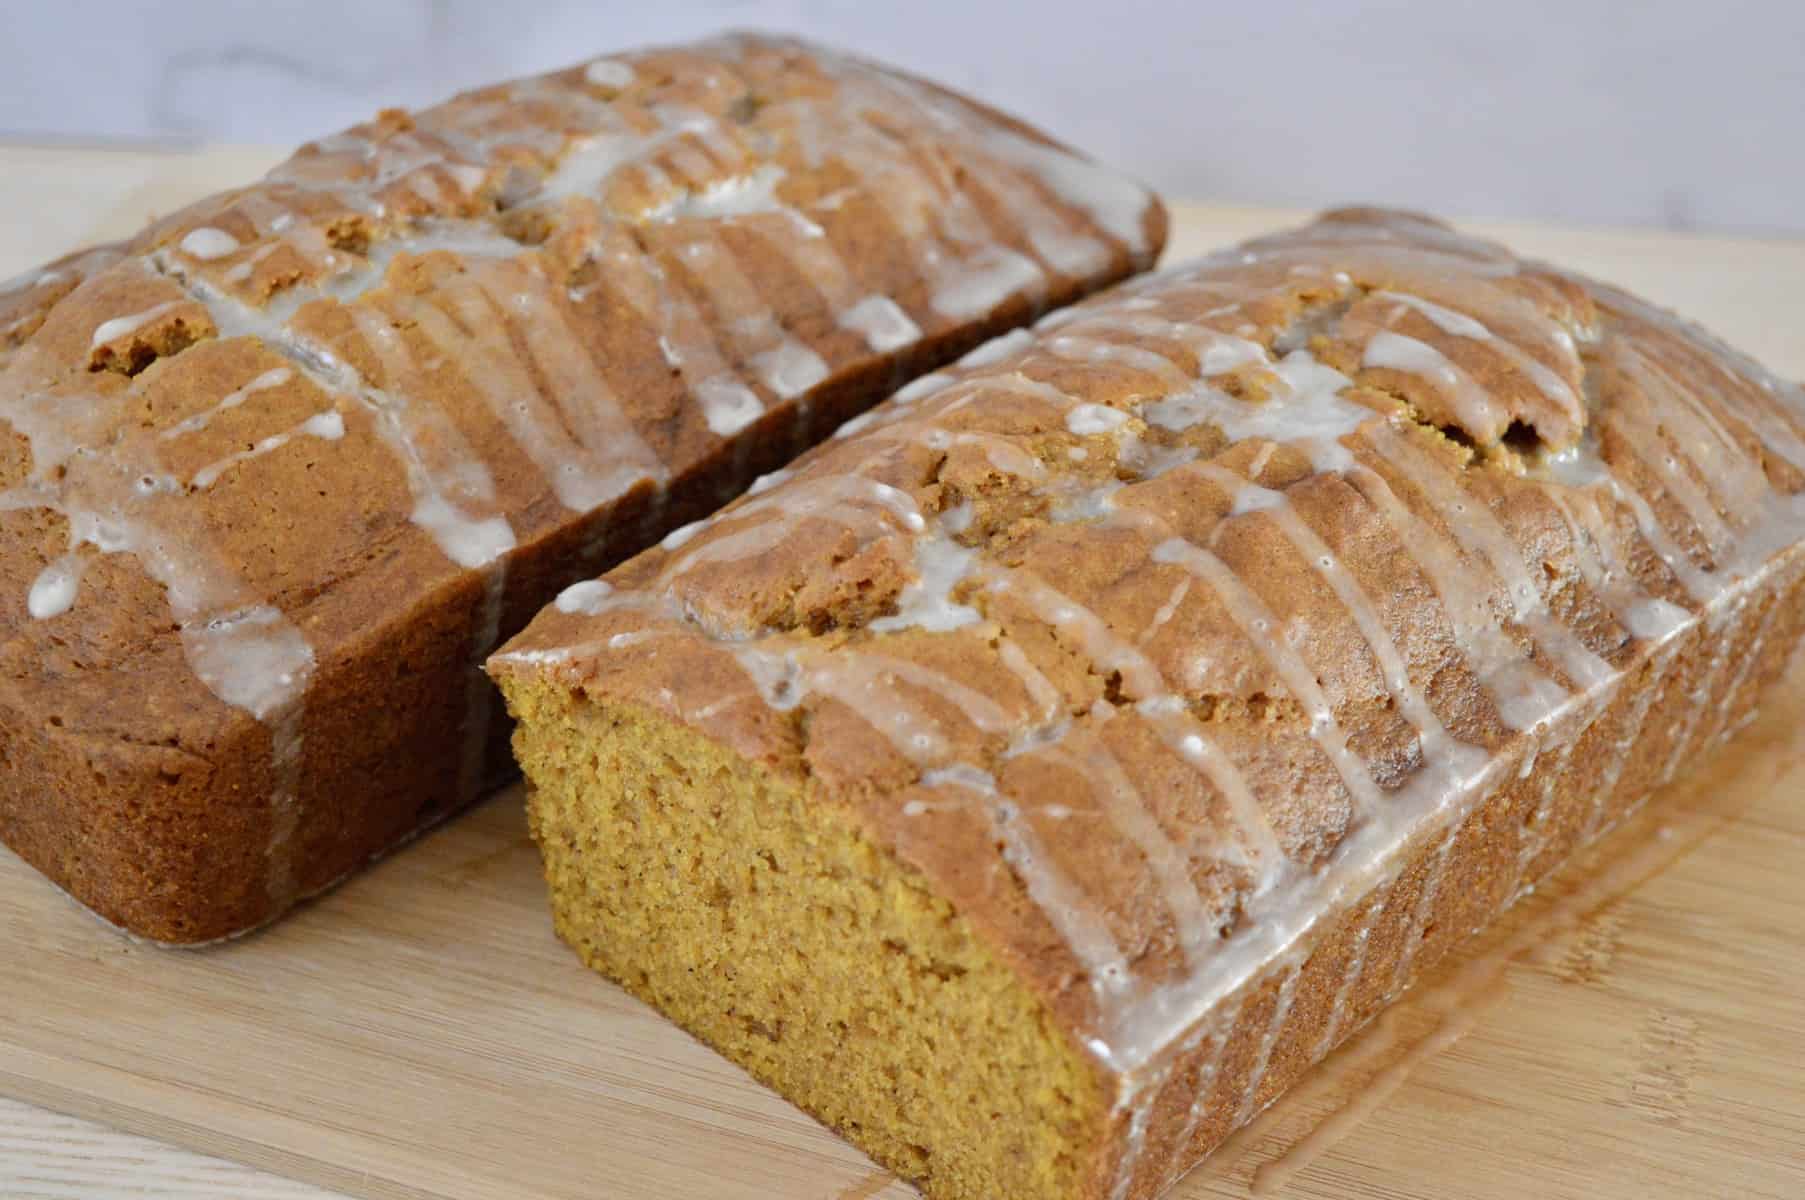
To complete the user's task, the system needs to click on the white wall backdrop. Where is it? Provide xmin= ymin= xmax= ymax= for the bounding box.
xmin=3 ymin=0 xmax=1801 ymax=235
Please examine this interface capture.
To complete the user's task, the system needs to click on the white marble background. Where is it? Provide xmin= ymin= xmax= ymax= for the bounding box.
xmin=1 ymin=0 xmax=1801 ymax=235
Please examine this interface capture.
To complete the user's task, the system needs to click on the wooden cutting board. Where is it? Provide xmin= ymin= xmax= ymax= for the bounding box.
xmin=3 ymin=147 xmax=1805 ymax=1200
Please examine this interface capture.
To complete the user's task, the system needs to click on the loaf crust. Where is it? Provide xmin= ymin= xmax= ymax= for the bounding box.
xmin=493 ymin=209 xmax=1805 ymax=1198
xmin=0 ymin=34 xmax=1164 ymax=942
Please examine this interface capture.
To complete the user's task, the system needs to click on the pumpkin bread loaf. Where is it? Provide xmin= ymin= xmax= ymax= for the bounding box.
xmin=0 ymin=33 xmax=1164 ymax=942
xmin=491 ymin=209 xmax=1805 ymax=1200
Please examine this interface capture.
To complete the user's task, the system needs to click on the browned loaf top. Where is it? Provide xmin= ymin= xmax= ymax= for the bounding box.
xmin=493 ymin=208 xmax=1805 ymax=1196
xmin=0 ymin=33 xmax=1165 ymax=942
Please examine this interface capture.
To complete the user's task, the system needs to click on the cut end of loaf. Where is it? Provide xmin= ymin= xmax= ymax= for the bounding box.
xmin=499 ymin=674 xmax=1111 ymax=1200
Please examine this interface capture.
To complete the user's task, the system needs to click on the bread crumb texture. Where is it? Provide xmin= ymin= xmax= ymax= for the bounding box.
xmin=514 ymin=684 xmax=1105 ymax=1199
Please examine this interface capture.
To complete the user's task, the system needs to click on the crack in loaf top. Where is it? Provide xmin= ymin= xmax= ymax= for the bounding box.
xmin=492 ymin=207 xmax=1805 ymax=1074
xmin=0 ymin=33 xmax=1162 ymax=761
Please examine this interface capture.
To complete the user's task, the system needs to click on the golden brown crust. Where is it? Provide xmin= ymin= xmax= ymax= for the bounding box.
xmin=1102 ymin=553 xmax=1805 ymax=1197
xmin=495 ymin=208 xmax=1805 ymax=1196
xmin=0 ymin=32 xmax=1165 ymax=942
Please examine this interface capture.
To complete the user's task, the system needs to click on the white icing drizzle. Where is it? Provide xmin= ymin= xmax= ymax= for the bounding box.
xmin=314 ymin=221 xmax=527 ymax=304
xmin=0 ymin=267 xmax=56 ymax=298
xmin=894 ymin=371 xmax=956 ymax=404
xmin=984 ymin=565 xmax=1287 ymax=887
xmin=1628 ymin=348 xmax=1772 ymax=533
xmin=747 ymin=467 xmax=794 ymax=496
xmin=584 ymin=59 xmax=636 ymax=90
xmin=411 ymin=262 xmax=664 ymax=511
xmin=1054 ymin=728 xmax=1222 ymax=964
xmin=1138 ymin=577 xmax=1190 ymax=644
xmin=1108 ymin=1079 xmax=1160 ymax=1200
xmin=222 ymin=242 xmax=280 ymax=286
xmin=27 ymin=552 xmax=85 ymax=619
xmin=651 ymin=134 xmax=924 ymax=362
xmin=669 ymin=229 xmax=830 ymax=400
xmin=139 ymin=244 xmax=521 ymax=572
xmin=754 ymin=337 xmax=834 ymax=400
xmin=2 ymin=345 xmax=318 ymax=902
xmin=1701 ymin=593 xmax=1787 ymax=751
xmin=873 ymin=66 xmax=1146 ymax=267
xmin=1134 ymin=696 xmax=1281 ymax=878
xmin=533 ymin=111 xmax=696 ymax=206
xmin=864 ymin=659 xmax=988 ymax=758
xmin=178 ymin=227 xmax=242 ymax=261
xmin=1544 ymin=487 xmax=1691 ymax=641
xmin=1387 ymin=825 xmax=1460 ymax=994
xmin=1377 ymin=289 xmax=1580 ymax=419
xmin=555 ymin=578 xmax=613 ymax=614
xmin=1606 ymin=381 xmax=1738 ymax=558
xmin=1067 ymin=313 xmax=1268 ymax=379
xmin=1148 ymin=996 xmax=1246 ymax=1196
xmin=661 ymin=519 xmax=707 ymax=551
xmin=1149 ymin=533 xmax=1387 ymax=819
xmin=190 ymin=408 xmax=344 ymax=489
xmin=995 ymin=637 xmax=1064 ymax=724
xmin=1579 ymin=276 xmax=1805 ymax=482
xmin=1311 ymin=896 xmax=1385 ymax=1059
xmin=161 ymin=366 xmax=294 ymax=439
xmin=233 ymin=193 xmax=347 ymax=275
xmin=955 ymin=429 xmax=1050 ymax=481
xmin=656 ymin=472 xmax=925 ymax=597
xmin=811 ymin=66 xmax=1059 ymax=320
xmin=181 ymin=604 xmax=314 ymax=719
xmin=1161 ymin=350 xmax=1369 ymax=473
xmin=868 ymin=519 xmax=982 ymax=634
xmin=1654 ymin=598 xmax=1747 ymax=787
xmin=1346 ymin=460 xmax=1569 ymax=731
xmin=89 ymin=300 xmax=182 ymax=351
xmin=1229 ymin=965 xmax=1303 ymax=1127
xmin=839 ymin=294 xmax=923 ymax=353
xmin=1066 ymin=403 xmax=1131 ymax=435
xmin=141 ymin=247 xmax=536 ymax=876
xmin=975 ymin=129 xmax=1151 ymax=260
xmin=959 ymin=328 xmax=1037 ymax=369
xmin=339 ymin=305 xmax=520 ymax=568
xmin=1582 ymin=638 xmax=1687 ymax=841
xmin=1363 ymin=329 xmax=1503 ymax=442
xmin=986 ymin=568 xmax=1167 ymax=698
xmin=1602 ymin=471 xmax=1720 ymax=603
xmin=685 ymin=173 xmax=916 ymax=362
xmin=926 ymin=765 xmax=1136 ymax=1003
xmin=1190 ymin=461 xmax=1483 ymax=793
xmin=584 ymin=223 xmax=767 ymax=440
xmin=944 ymin=140 xmax=1111 ymax=280
xmin=1513 ymin=726 xmax=1587 ymax=887
xmin=1366 ymin=422 xmax=1615 ymax=696
xmin=928 ymin=248 xmax=1046 ymax=319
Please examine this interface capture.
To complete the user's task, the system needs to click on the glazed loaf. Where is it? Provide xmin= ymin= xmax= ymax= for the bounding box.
xmin=0 ymin=34 xmax=1164 ymax=942
xmin=492 ymin=209 xmax=1805 ymax=1200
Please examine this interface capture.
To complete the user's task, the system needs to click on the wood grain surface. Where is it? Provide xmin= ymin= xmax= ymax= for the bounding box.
xmin=2 ymin=146 xmax=1803 ymax=1200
